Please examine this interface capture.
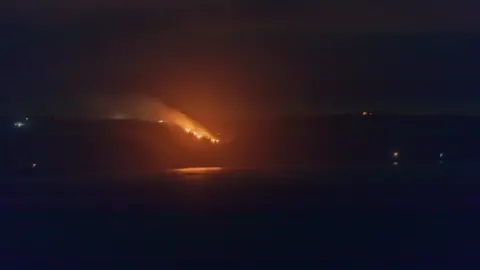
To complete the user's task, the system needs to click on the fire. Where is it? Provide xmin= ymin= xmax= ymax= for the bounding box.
xmin=88 ymin=95 xmax=221 ymax=144
xmin=154 ymin=102 xmax=221 ymax=144
xmin=156 ymin=111 xmax=219 ymax=144
xmin=182 ymin=127 xmax=220 ymax=143
xmin=163 ymin=121 xmax=220 ymax=144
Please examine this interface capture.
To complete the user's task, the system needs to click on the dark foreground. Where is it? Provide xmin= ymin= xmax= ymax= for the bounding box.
xmin=0 ymin=164 xmax=479 ymax=269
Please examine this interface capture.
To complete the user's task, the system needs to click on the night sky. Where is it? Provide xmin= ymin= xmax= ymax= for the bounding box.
xmin=1 ymin=1 xmax=480 ymax=125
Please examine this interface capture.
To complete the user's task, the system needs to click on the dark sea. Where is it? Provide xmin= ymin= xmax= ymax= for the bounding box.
xmin=1 ymin=163 xmax=479 ymax=269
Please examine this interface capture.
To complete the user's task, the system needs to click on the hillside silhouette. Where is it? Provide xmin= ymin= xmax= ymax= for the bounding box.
xmin=0 ymin=114 xmax=478 ymax=175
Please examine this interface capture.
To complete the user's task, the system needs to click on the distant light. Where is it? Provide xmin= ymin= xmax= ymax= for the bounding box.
xmin=31 ymin=163 xmax=36 ymax=168
xmin=25 ymin=117 xmax=29 ymax=121
xmin=158 ymin=120 xmax=164 ymax=123
xmin=185 ymin=128 xmax=191 ymax=133
xmin=362 ymin=111 xmax=368 ymax=116
xmin=14 ymin=122 xmax=25 ymax=128
xmin=439 ymin=153 xmax=444 ymax=158
xmin=393 ymin=161 xmax=399 ymax=166
xmin=393 ymin=152 xmax=399 ymax=158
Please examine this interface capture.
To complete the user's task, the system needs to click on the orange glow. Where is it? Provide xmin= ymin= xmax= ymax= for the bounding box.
xmin=180 ymin=123 xmax=219 ymax=143
xmin=182 ymin=125 xmax=217 ymax=143
xmin=170 ymin=167 xmax=223 ymax=174
xmin=156 ymin=103 xmax=220 ymax=144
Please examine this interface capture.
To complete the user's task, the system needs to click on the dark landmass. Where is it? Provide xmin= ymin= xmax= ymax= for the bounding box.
xmin=225 ymin=113 xmax=480 ymax=168
xmin=0 ymin=114 xmax=478 ymax=175
xmin=0 ymin=118 xmax=222 ymax=175
xmin=0 ymin=114 xmax=478 ymax=268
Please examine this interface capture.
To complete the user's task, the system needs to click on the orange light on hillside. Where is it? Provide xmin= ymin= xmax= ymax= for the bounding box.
xmin=159 ymin=106 xmax=220 ymax=144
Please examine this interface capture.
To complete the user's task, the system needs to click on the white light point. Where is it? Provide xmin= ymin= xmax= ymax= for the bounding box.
xmin=14 ymin=122 xmax=25 ymax=128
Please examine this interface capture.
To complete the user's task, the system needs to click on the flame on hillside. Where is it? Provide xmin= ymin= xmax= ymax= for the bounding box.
xmin=158 ymin=104 xmax=220 ymax=144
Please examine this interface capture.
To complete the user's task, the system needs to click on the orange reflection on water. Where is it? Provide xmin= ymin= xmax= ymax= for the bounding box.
xmin=170 ymin=167 xmax=223 ymax=174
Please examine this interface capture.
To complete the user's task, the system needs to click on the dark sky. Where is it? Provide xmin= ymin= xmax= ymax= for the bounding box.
xmin=1 ymin=0 xmax=480 ymax=124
